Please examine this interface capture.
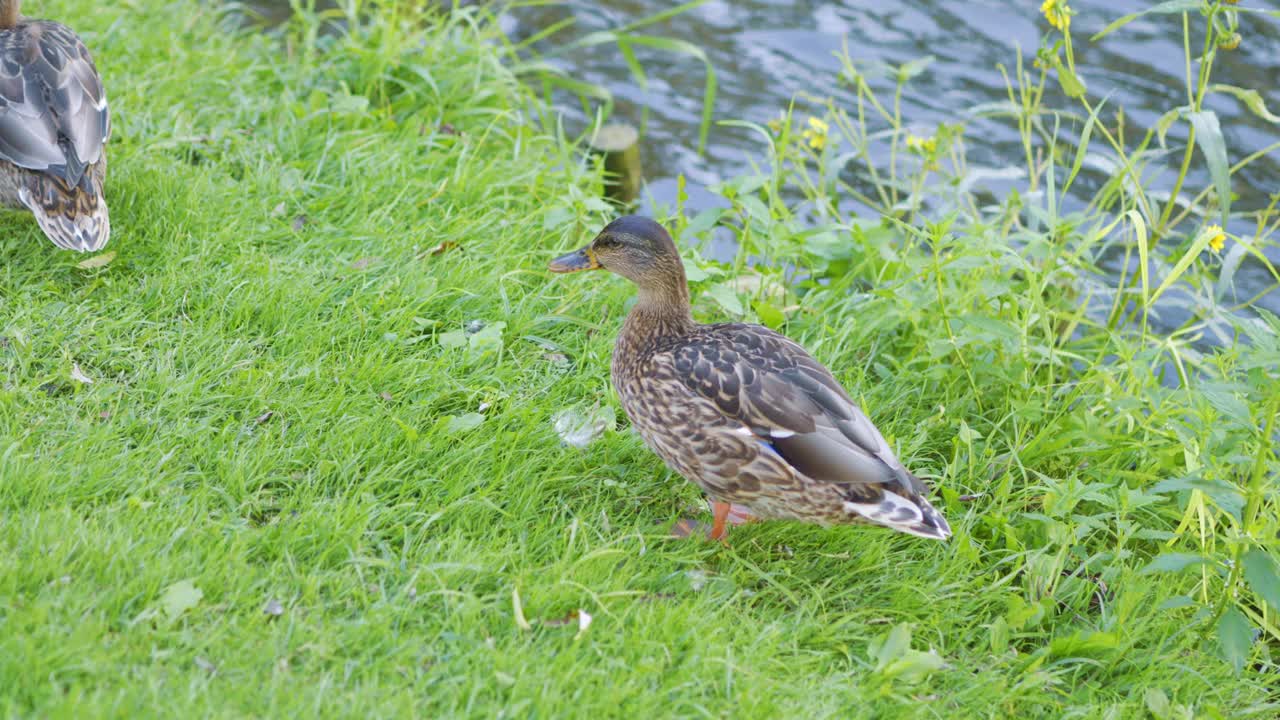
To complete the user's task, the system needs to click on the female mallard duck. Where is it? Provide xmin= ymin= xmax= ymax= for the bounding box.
xmin=550 ymin=216 xmax=951 ymax=542
xmin=0 ymin=0 xmax=110 ymax=251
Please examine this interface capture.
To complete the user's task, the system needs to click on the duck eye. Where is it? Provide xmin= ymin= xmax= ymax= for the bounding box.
xmin=594 ymin=235 xmax=621 ymax=250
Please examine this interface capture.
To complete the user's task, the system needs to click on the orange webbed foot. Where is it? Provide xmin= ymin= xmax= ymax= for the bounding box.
xmin=670 ymin=501 xmax=757 ymax=544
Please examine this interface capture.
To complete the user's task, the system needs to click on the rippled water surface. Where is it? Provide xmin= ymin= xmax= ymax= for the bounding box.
xmin=503 ymin=1 xmax=1277 ymax=205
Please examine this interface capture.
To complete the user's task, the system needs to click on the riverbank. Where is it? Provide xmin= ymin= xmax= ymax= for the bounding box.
xmin=1 ymin=1 xmax=1275 ymax=717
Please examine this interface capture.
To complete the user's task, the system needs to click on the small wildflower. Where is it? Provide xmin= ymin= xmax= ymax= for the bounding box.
xmin=1041 ymin=0 xmax=1071 ymax=32
xmin=801 ymin=116 xmax=829 ymax=151
xmin=1205 ymin=225 xmax=1226 ymax=254
xmin=1217 ymin=32 xmax=1241 ymax=51
xmin=767 ymin=116 xmax=783 ymax=135
xmin=905 ymin=134 xmax=936 ymax=155
xmin=1033 ymin=46 xmax=1051 ymax=70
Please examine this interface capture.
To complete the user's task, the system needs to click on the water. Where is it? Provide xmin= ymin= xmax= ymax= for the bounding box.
xmin=239 ymin=0 xmax=1280 ymax=317
xmin=502 ymin=1 xmax=1278 ymax=204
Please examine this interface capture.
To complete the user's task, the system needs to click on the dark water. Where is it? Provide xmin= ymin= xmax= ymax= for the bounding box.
xmin=239 ymin=0 xmax=1280 ymax=318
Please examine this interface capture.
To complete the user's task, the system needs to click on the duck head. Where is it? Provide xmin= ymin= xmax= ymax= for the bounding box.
xmin=548 ymin=216 xmax=688 ymax=300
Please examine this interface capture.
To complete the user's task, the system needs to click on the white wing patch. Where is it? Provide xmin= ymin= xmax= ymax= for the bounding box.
xmin=734 ymin=425 xmax=795 ymax=439
xmin=843 ymin=491 xmax=951 ymax=541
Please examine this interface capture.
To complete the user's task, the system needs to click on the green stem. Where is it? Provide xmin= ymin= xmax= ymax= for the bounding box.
xmin=1244 ymin=396 xmax=1279 ymax=531
xmin=1155 ymin=11 xmax=1218 ymax=238
xmin=1077 ymin=99 xmax=1156 ymax=227
xmin=925 ymin=227 xmax=983 ymax=410
xmin=1155 ymin=127 xmax=1197 ymax=236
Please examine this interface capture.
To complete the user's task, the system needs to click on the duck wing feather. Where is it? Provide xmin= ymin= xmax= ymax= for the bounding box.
xmin=666 ymin=322 xmax=950 ymax=539
xmin=0 ymin=20 xmax=109 ymax=193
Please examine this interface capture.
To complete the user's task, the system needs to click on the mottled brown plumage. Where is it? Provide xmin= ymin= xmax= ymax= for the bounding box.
xmin=0 ymin=0 xmax=110 ymax=251
xmin=550 ymin=216 xmax=951 ymax=541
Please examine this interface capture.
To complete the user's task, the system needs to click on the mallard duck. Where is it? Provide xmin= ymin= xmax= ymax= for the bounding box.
xmin=0 ymin=0 xmax=110 ymax=251
xmin=550 ymin=216 xmax=951 ymax=542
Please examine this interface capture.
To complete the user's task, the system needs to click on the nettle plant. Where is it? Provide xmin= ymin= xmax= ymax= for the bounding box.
xmin=661 ymin=0 xmax=1278 ymax=672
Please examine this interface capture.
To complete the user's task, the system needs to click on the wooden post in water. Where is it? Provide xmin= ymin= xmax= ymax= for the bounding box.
xmin=589 ymin=124 xmax=642 ymax=207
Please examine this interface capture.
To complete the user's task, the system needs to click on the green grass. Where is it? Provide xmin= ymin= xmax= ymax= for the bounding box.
xmin=1 ymin=1 xmax=1277 ymax=717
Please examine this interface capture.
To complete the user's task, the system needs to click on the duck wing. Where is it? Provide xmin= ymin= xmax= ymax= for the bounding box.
xmin=0 ymin=20 xmax=109 ymax=193
xmin=670 ymin=322 xmax=950 ymax=539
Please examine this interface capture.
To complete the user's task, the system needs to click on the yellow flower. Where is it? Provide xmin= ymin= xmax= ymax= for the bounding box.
xmin=801 ymin=116 xmax=828 ymax=150
xmin=767 ymin=117 xmax=783 ymax=135
xmin=906 ymin=134 xmax=936 ymax=154
xmin=1205 ymin=225 xmax=1226 ymax=253
xmin=1041 ymin=0 xmax=1071 ymax=32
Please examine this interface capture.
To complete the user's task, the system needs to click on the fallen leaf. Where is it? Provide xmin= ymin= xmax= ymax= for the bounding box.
xmin=869 ymin=623 xmax=946 ymax=683
xmin=351 ymin=256 xmax=381 ymax=270
xmin=552 ymin=404 xmax=616 ymax=448
xmin=685 ymin=569 xmax=710 ymax=592
xmin=437 ymin=330 xmax=467 ymax=349
xmin=379 ymin=392 xmax=394 ymax=402
xmin=159 ymin=579 xmax=203 ymax=622
xmin=70 ymin=363 xmax=94 ymax=384
xmin=438 ymin=321 xmax=506 ymax=357
xmin=445 ymin=413 xmax=484 ymax=434
xmin=76 ymin=251 xmax=116 ymax=270
xmin=271 ymin=201 xmax=286 ymax=217
xmin=255 ymin=411 xmax=274 ymax=425
xmin=466 ymin=322 xmax=505 ymax=355
xmin=428 ymin=240 xmax=458 ymax=256
xmin=263 ymin=598 xmax=284 ymax=618
xmin=291 ymin=215 xmax=309 ymax=231
xmin=194 ymin=656 xmax=217 ymax=674
xmin=512 ymin=587 xmax=531 ymax=631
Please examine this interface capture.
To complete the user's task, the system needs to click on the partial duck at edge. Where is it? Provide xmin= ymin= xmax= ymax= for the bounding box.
xmin=0 ymin=0 xmax=110 ymax=251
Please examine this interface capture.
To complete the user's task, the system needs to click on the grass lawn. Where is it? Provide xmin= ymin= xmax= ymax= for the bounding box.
xmin=1 ymin=1 xmax=1277 ymax=717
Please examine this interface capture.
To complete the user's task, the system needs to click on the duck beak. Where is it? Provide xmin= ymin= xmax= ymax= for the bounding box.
xmin=548 ymin=246 xmax=601 ymax=273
